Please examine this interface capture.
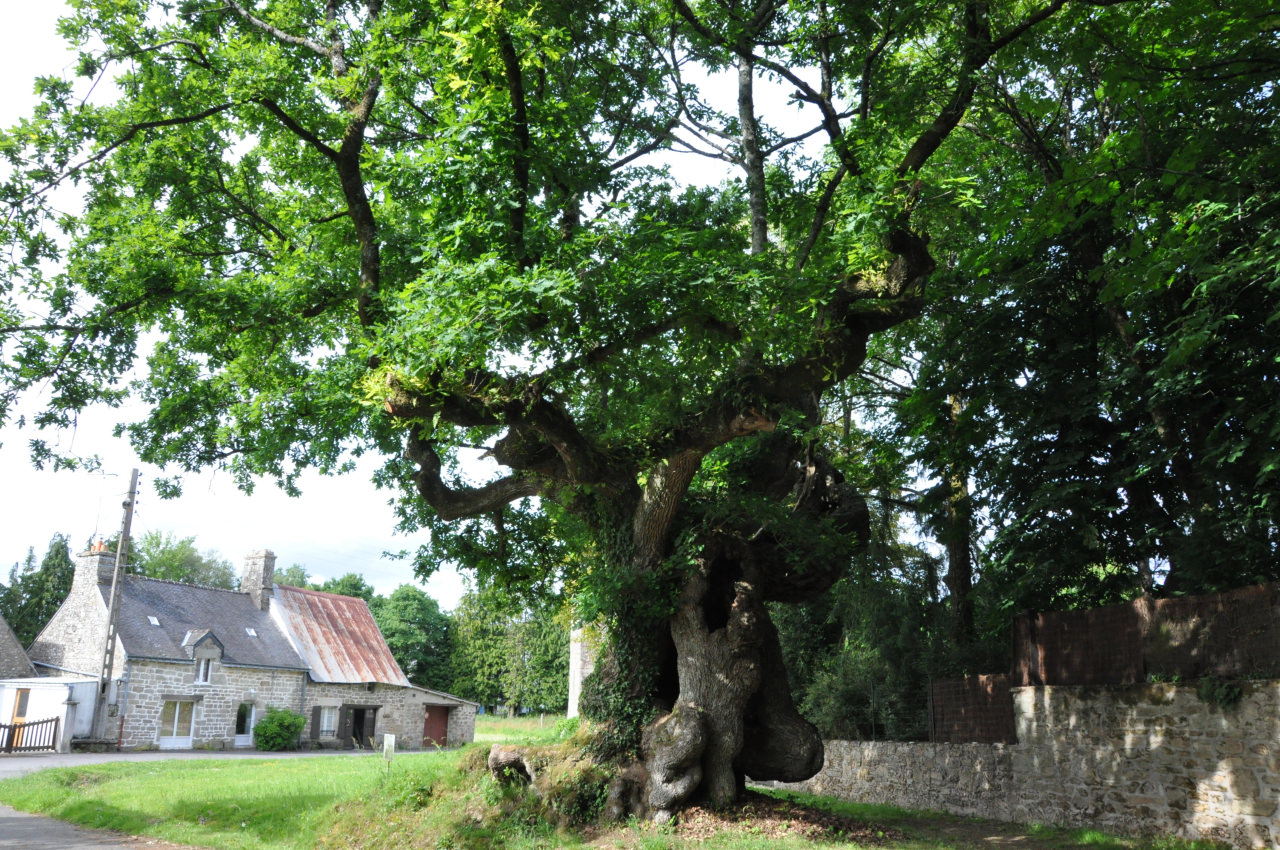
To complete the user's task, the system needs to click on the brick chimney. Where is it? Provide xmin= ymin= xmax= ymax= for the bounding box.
xmin=241 ymin=550 xmax=277 ymax=611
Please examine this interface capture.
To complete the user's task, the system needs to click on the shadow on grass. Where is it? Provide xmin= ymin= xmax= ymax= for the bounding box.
xmin=46 ymin=790 xmax=345 ymax=847
xmin=762 ymin=789 xmax=1231 ymax=850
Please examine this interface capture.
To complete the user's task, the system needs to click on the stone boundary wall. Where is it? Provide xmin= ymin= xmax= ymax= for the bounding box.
xmin=779 ymin=681 xmax=1279 ymax=850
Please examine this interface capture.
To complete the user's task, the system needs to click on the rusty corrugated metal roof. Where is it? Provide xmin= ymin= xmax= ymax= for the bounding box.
xmin=270 ymin=585 xmax=410 ymax=686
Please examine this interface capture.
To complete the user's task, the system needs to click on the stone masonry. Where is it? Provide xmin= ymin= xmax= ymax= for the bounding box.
xmin=27 ymin=549 xmax=116 ymax=678
xmin=0 ymin=613 xmax=35 ymax=678
xmin=118 ymin=658 xmax=305 ymax=749
xmin=779 ymin=681 xmax=1280 ymax=850
xmin=303 ymin=681 xmax=476 ymax=750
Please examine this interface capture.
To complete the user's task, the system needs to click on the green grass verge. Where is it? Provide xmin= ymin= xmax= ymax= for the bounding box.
xmin=473 ymin=712 xmax=572 ymax=746
xmin=0 ymin=732 xmax=1231 ymax=850
xmin=0 ymin=752 xmax=466 ymax=849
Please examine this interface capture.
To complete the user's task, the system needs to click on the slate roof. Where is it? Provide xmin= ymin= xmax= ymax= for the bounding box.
xmin=271 ymin=585 xmax=410 ymax=686
xmin=0 ymin=613 xmax=36 ymax=678
xmin=101 ymin=577 xmax=308 ymax=671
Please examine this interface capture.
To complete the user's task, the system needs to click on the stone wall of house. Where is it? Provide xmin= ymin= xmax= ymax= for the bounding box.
xmin=445 ymin=701 xmax=477 ymax=747
xmin=0 ymin=615 xmax=35 ymax=678
xmin=302 ymin=682 xmax=475 ymax=750
xmin=26 ymin=551 xmax=115 ymax=679
xmin=118 ymin=658 xmax=305 ymax=749
xmin=777 ymin=681 xmax=1280 ymax=850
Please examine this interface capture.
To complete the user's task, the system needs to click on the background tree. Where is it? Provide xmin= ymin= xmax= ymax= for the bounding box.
xmin=447 ymin=588 xmax=511 ymax=713
xmin=0 ymin=534 xmax=75 ymax=645
xmin=446 ymin=586 xmax=570 ymax=713
xmin=130 ymin=530 xmax=237 ymax=588
xmin=502 ymin=597 xmax=570 ymax=714
xmin=2 ymin=0 xmax=1273 ymax=816
xmin=316 ymin=572 xmax=377 ymax=603
xmin=369 ymin=584 xmax=452 ymax=689
xmin=275 ymin=563 xmax=311 ymax=588
xmin=894 ymin=1 xmax=1280 ymax=611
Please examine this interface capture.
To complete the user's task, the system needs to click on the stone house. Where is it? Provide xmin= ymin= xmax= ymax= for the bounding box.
xmin=21 ymin=545 xmax=474 ymax=751
xmin=267 ymin=573 xmax=475 ymax=750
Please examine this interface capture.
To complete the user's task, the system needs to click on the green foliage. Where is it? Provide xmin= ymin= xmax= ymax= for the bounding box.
xmin=578 ymin=621 xmax=661 ymax=760
xmin=0 ymin=534 xmax=75 ymax=646
xmin=553 ymin=716 xmax=582 ymax=740
xmin=369 ymin=584 xmax=452 ymax=689
xmin=542 ymin=760 xmax=610 ymax=827
xmin=130 ymin=531 xmax=236 ymax=589
xmin=1195 ymin=677 xmax=1244 ymax=711
xmin=316 ymin=573 xmax=377 ymax=603
xmin=894 ymin=0 xmax=1280 ymax=605
xmin=380 ymin=770 xmax=437 ymax=811
xmin=275 ymin=564 xmax=310 ymax=588
xmin=253 ymin=708 xmax=306 ymax=752
xmin=448 ymin=587 xmax=570 ymax=713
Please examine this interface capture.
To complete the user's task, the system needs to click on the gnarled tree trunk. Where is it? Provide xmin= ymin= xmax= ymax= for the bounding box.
xmin=586 ymin=440 xmax=867 ymax=819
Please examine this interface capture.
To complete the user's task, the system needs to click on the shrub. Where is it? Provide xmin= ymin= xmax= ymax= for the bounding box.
xmin=554 ymin=715 xmax=581 ymax=740
xmin=254 ymin=707 xmax=307 ymax=751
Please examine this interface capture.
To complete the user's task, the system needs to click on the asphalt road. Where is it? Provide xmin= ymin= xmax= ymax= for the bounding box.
xmin=0 ymin=749 xmax=377 ymax=849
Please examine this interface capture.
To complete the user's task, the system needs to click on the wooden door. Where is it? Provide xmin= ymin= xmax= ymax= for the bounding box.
xmin=10 ymin=689 xmax=30 ymax=748
xmin=422 ymin=706 xmax=448 ymax=748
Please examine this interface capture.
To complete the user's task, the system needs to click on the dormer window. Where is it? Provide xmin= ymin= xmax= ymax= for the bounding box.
xmin=195 ymin=657 xmax=212 ymax=684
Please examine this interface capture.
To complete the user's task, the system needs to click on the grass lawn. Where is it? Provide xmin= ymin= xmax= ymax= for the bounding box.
xmin=474 ymin=712 xmax=569 ymax=746
xmin=0 ymin=717 xmax=1229 ymax=850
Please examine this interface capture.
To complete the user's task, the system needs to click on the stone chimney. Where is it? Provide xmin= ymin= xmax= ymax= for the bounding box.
xmin=75 ymin=539 xmax=118 ymax=588
xmin=241 ymin=550 xmax=277 ymax=611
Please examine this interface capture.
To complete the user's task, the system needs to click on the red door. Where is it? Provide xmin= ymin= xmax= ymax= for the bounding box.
xmin=422 ymin=707 xmax=448 ymax=748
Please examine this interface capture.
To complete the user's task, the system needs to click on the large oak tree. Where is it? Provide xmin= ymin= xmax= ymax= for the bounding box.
xmin=9 ymin=0 xmax=1262 ymax=817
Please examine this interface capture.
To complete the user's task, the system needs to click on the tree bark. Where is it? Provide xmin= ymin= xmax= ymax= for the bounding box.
xmin=643 ymin=537 xmax=823 ymax=818
xmin=942 ymin=392 xmax=974 ymax=648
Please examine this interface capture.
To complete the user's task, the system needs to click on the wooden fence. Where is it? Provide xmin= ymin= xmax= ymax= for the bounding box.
xmin=0 ymin=717 xmax=60 ymax=753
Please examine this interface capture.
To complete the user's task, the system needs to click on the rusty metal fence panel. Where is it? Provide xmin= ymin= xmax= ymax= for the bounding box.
xmin=1013 ymin=582 xmax=1280 ymax=687
xmin=929 ymin=675 xmax=1017 ymax=743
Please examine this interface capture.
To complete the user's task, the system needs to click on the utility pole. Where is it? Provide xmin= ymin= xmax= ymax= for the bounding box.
xmin=96 ymin=468 xmax=139 ymax=742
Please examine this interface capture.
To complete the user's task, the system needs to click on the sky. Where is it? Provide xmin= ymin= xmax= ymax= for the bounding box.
xmin=0 ymin=5 xmax=468 ymax=608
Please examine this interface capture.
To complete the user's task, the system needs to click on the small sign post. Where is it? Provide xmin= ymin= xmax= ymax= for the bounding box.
xmin=383 ymin=733 xmax=395 ymax=772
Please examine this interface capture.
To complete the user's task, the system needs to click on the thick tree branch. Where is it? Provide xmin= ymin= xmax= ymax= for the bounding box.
xmin=405 ymin=435 xmax=542 ymax=521
xmin=257 ymin=98 xmax=338 ymax=161
xmin=793 ymin=163 xmax=847 ymax=274
xmin=498 ymin=28 xmax=533 ymax=267
xmin=225 ymin=0 xmax=330 ymax=58
xmin=383 ymin=373 xmax=503 ymax=428
xmin=738 ymin=56 xmax=768 ymax=253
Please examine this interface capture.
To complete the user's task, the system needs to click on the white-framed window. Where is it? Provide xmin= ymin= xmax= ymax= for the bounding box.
xmin=319 ymin=705 xmax=337 ymax=737
xmin=195 ymin=657 xmax=212 ymax=684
